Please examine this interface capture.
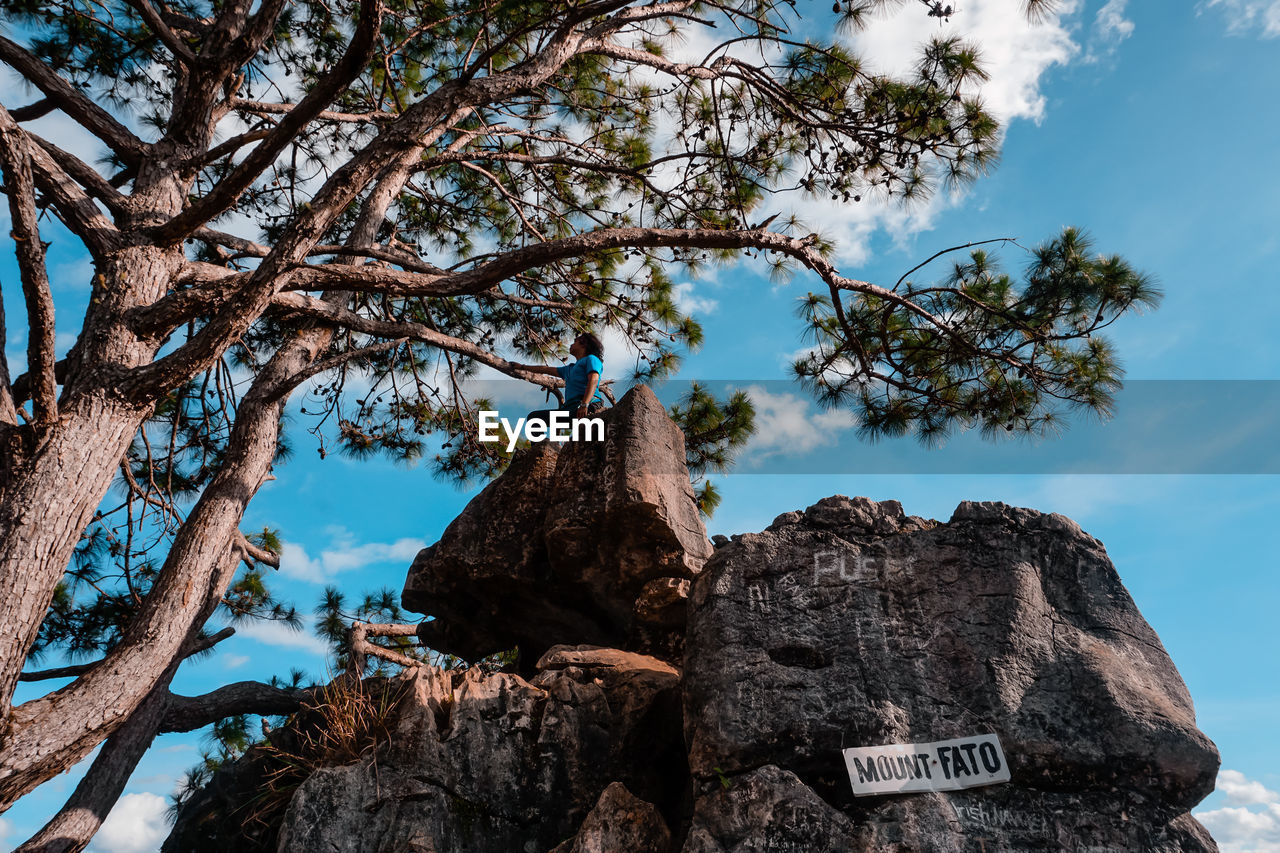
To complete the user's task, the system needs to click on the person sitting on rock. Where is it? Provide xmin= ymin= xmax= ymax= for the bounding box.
xmin=512 ymin=332 xmax=606 ymax=432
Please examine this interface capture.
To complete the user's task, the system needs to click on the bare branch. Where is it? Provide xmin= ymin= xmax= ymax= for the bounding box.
xmin=28 ymin=133 xmax=129 ymax=216
xmin=0 ymin=105 xmax=58 ymax=424
xmin=8 ymin=359 xmax=68 ymax=409
xmin=17 ymin=662 xmax=96 ymax=684
xmin=129 ymin=9 xmax=620 ymax=398
xmin=0 ymin=38 xmax=147 ymax=164
xmin=229 ymin=98 xmax=398 ymax=125
xmin=191 ymin=227 xmax=270 ymax=257
xmin=124 ymin=0 xmax=196 ymax=64
xmin=9 ymin=99 xmax=53 ymax=122
xmin=0 ymin=113 xmax=123 ymax=255
xmin=183 ymin=626 xmax=237 ymax=657
xmin=0 ymin=253 xmax=16 ymax=426
xmin=284 ymin=338 xmax=408 ymax=391
xmin=198 ymin=128 xmax=272 ymax=167
xmin=14 ymin=675 xmax=173 ymax=853
xmin=156 ymin=0 xmax=385 ymax=241
xmin=234 ymin=532 xmax=280 ymax=569
xmin=269 ymin=291 xmax=558 ymax=391
xmin=161 ymin=680 xmax=309 ymax=733
xmin=19 ymin=627 xmax=234 ymax=683
xmin=582 ymin=39 xmax=722 ymax=80
xmin=347 ymin=622 xmax=421 ymax=676
xmin=23 ymin=137 xmax=124 ymax=255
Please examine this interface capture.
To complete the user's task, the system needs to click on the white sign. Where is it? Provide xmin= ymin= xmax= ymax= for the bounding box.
xmin=842 ymin=733 xmax=1011 ymax=797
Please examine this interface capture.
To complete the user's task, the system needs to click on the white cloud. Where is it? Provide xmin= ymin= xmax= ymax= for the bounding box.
xmin=1220 ymin=770 xmax=1280 ymax=807
xmin=644 ymin=3 xmax=1083 ymax=268
xmin=1095 ymin=0 xmax=1135 ymax=40
xmin=673 ymin=281 xmax=719 ymax=316
xmin=91 ymin=792 xmax=169 ymax=853
xmin=832 ymin=2 xmax=1082 ymax=258
xmin=847 ymin=1 xmax=1080 ymax=125
xmin=1195 ymin=771 xmax=1280 ymax=853
xmin=56 ymin=331 xmax=80 ymax=359
xmin=1086 ymin=0 xmax=1135 ymax=61
xmin=51 ymin=255 xmax=96 ymax=291
xmin=279 ymin=534 xmax=425 ymax=583
xmin=1205 ymin=0 xmax=1280 ymax=37
xmin=1197 ymin=804 xmax=1280 ymax=852
xmin=234 ymin=619 xmax=330 ymax=657
xmin=1014 ymin=474 xmax=1172 ymax=521
xmin=739 ymin=384 xmax=852 ymax=463
xmin=0 ymin=817 xmax=11 ymax=846
xmin=223 ymin=654 xmax=251 ymax=669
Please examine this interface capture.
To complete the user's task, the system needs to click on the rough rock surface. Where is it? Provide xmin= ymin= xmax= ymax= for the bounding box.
xmin=170 ymin=418 xmax=1222 ymax=852
xmin=682 ymin=764 xmax=1216 ymax=853
xmin=683 ymin=495 xmax=1220 ymax=851
xmin=168 ymin=646 xmax=684 ymax=853
xmin=275 ymin=648 xmax=684 ymax=853
xmin=551 ymin=782 xmax=672 ymax=853
xmin=403 ymin=385 xmax=710 ymax=663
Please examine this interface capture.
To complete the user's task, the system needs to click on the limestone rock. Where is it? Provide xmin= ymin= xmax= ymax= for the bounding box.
xmin=682 ymin=764 xmax=1216 ymax=853
xmin=683 ymin=765 xmax=861 ymax=853
xmin=264 ymin=645 xmax=685 ymax=853
xmin=404 ymin=385 xmax=710 ymax=663
xmin=683 ymin=495 xmax=1219 ymax=851
xmin=171 ymin=484 xmax=1222 ymax=853
xmin=551 ymin=782 xmax=672 ymax=853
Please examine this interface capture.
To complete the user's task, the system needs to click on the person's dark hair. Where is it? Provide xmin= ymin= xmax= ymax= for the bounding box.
xmin=576 ymin=332 xmax=604 ymax=359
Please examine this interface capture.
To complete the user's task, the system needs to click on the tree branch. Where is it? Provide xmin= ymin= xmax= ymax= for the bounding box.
xmin=24 ymin=139 xmax=124 ymax=255
xmin=8 ymin=359 xmax=68 ymax=408
xmin=229 ymin=98 xmax=398 ymax=125
xmin=14 ymin=673 xmax=174 ymax=853
xmin=283 ymin=338 xmax=408 ymax=391
xmin=160 ymin=680 xmax=309 ymax=733
xmin=124 ymin=0 xmax=196 ymax=64
xmin=234 ymin=532 xmax=279 ymax=568
xmin=18 ymin=627 xmax=235 ymax=683
xmin=582 ymin=38 xmax=723 ymax=80
xmin=198 ymin=127 xmax=271 ymax=166
xmin=0 ymin=105 xmax=59 ymax=425
xmin=0 ymin=111 xmax=123 ymax=255
xmin=347 ymin=622 xmax=421 ymax=676
xmin=0 ymin=270 xmax=16 ymax=427
xmin=156 ymin=0 xmax=385 ymax=242
xmin=15 ymin=622 xmax=238 ymax=853
xmin=0 ymin=38 xmax=147 ymax=164
xmin=16 ymin=662 xmax=95 ymax=684
xmin=125 ymin=11 xmax=680 ymax=398
xmin=268 ymin=291 xmax=558 ymax=391
xmin=28 ymin=134 xmax=129 ymax=217
xmin=9 ymin=99 xmax=54 ymax=122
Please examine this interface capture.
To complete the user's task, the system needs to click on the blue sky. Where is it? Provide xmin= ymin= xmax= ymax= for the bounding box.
xmin=3 ymin=2 xmax=1280 ymax=851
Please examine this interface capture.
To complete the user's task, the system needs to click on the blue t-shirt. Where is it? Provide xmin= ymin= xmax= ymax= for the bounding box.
xmin=556 ymin=354 xmax=604 ymax=406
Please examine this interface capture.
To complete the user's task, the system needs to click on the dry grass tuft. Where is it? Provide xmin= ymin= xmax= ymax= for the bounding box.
xmin=236 ymin=673 xmax=410 ymax=840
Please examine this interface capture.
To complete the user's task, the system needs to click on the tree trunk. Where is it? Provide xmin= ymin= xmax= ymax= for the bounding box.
xmin=13 ymin=667 xmax=175 ymax=853
xmin=0 ymin=408 xmax=270 ymax=807
xmin=0 ymin=390 xmax=150 ymax=717
xmin=0 ymin=243 xmax=186 ymax=719
xmin=0 ymin=310 xmax=330 ymax=808
xmin=0 ymin=154 xmax=414 ymax=809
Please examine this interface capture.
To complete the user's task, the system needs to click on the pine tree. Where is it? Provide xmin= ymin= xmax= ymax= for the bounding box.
xmin=0 ymin=0 xmax=1154 ymax=846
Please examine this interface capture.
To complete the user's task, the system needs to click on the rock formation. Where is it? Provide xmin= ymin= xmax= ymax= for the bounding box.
xmin=402 ymin=385 xmax=710 ymax=664
xmin=165 ymin=646 xmax=686 ymax=853
xmin=682 ymin=496 xmax=1218 ymax=851
xmin=168 ymin=387 xmax=1221 ymax=852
